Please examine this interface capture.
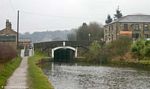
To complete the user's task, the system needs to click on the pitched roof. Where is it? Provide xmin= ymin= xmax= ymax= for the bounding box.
xmin=0 ymin=28 xmax=17 ymax=35
xmin=116 ymin=15 xmax=150 ymax=23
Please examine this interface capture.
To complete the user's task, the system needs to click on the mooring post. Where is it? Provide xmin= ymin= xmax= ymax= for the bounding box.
xmin=75 ymin=48 xmax=78 ymax=58
xmin=52 ymin=49 xmax=54 ymax=58
xmin=63 ymin=41 xmax=66 ymax=46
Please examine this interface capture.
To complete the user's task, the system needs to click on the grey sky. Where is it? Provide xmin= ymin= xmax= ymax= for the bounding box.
xmin=0 ymin=0 xmax=150 ymax=33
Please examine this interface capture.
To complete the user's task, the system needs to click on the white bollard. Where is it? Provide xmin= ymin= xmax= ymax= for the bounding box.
xmin=20 ymin=49 xmax=25 ymax=58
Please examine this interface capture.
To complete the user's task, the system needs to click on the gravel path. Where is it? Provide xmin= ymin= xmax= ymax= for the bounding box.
xmin=5 ymin=57 xmax=28 ymax=89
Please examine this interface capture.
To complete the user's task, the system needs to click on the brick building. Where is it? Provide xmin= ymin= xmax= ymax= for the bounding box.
xmin=0 ymin=20 xmax=17 ymax=49
xmin=104 ymin=15 xmax=150 ymax=43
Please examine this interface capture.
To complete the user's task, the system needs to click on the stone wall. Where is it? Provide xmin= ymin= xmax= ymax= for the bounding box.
xmin=0 ymin=42 xmax=17 ymax=50
xmin=104 ymin=22 xmax=150 ymax=43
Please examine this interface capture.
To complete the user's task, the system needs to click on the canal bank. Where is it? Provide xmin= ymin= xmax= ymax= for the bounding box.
xmin=104 ymin=61 xmax=150 ymax=71
xmin=39 ymin=56 xmax=150 ymax=71
xmin=78 ymin=61 xmax=150 ymax=71
xmin=28 ymin=52 xmax=53 ymax=89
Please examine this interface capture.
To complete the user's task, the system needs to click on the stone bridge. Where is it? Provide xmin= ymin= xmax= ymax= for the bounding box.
xmin=34 ymin=41 xmax=92 ymax=62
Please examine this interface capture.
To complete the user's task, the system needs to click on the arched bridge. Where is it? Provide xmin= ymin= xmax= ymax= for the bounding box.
xmin=34 ymin=41 xmax=92 ymax=62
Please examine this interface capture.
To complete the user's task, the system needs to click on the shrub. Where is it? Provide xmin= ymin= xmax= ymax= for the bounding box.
xmin=107 ymin=36 xmax=132 ymax=58
xmin=85 ymin=41 xmax=109 ymax=64
xmin=85 ymin=41 xmax=101 ymax=62
xmin=85 ymin=36 xmax=132 ymax=64
xmin=131 ymin=40 xmax=150 ymax=60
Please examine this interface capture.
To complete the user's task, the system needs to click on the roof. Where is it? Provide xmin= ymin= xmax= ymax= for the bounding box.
xmin=0 ymin=20 xmax=17 ymax=35
xmin=0 ymin=29 xmax=17 ymax=35
xmin=116 ymin=15 xmax=150 ymax=23
xmin=105 ymin=15 xmax=150 ymax=26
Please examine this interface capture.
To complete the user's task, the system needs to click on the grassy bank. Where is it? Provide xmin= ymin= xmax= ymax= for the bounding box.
xmin=28 ymin=52 xmax=53 ymax=89
xmin=0 ymin=57 xmax=21 ymax=88
xmin=75 ymin=58 xmax=150 ymax=71
xmin=103 ymin=60 xmax=150 ymax=71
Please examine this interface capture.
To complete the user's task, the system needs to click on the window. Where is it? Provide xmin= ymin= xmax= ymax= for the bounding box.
xmin=134 ymin=24 xmax=139 ymax=30
xmin=111 ymin=25 xmax=113 ymax=31
xmin=109 ymin=25 xmax=113 ymax=32
xmin=144 ymin=34 xmax=149 ymax=38
xmin=123 ymin=24 xmax=128 ymax=31
xmin=132 ymin=33 xmax=140 ymax=39
xmin=144 ymin=24 xmax=149 ymax=31
xmin=109 ymin=26 xmax=111 ymax=32
xmin=0 ymin=35 xmax=16 ymax=42
xmin=131 ymin=24 xmax=134 ymax=29
xmin=105 ymin=35 xmax=107 ymax=39
xmin=105 ymin=29 xmax=107 ymax=33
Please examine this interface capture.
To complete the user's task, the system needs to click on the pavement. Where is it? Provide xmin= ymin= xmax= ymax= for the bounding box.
xmin=4 ymin=57 xmax=28 ymax=89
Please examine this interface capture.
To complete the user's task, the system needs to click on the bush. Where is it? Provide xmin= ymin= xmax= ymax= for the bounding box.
xmin=131 ymin=40 xmax=150 ymax=59
xmin=107 ymin=36 xmax=132 ymax=58
xmin=85 ymin=41 xmax=109 ymax=64
xmin=85 ymin=41 xmax=101 ymax=62
xmin=85 ymin=37 xmax=133 ymax=64
xmin=0 ymin=44 xmax=17 ymax=62
xmin=144 ymin=46 xmax=150 ymax=57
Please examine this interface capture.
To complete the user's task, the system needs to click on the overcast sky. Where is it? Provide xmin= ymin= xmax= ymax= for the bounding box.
xmin=0 ymin=0 xmax=150 ymax=33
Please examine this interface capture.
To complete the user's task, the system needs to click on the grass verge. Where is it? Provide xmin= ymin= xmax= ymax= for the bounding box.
xmin=0 ymin=57 xmax=21 ymax=88
xmin=28 ymin=52 xmax=53 ymax=89
xmin=105 ymin=61 xmax=150 ymax=71
xmin=76 ymin=59 xmax=150 ymax=71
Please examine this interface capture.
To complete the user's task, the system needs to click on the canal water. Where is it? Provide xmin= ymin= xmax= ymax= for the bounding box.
xmin=41 ymin=62 xmax=150 ymax=89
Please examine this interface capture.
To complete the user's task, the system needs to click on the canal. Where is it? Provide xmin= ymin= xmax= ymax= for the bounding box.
xmin=42 ymin=62 xmax=150 ymax=89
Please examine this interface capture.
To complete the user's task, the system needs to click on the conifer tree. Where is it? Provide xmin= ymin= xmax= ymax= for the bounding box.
xmin=105 ymin=14 xmax=112 ymax=24
xmin=114 ymin=8 xmax=123 ymax=19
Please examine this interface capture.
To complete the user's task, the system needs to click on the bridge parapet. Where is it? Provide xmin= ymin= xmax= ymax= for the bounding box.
xmin=34 ymin=41 xmax=92 ymax=58
xmin=34 ymin=41 xmax=92 ymax=50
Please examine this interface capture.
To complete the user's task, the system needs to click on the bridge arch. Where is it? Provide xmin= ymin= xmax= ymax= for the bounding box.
xmin=52 ymin=46 xmax=77 ymax=62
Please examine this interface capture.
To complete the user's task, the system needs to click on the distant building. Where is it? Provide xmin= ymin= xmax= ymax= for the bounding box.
xmin=19 ymin=38 xmax=31 ymax=49
xmin=0 ymin=20 xmax=17 ymax=49
xmin=104 ymin=15 xmax=150 ymax=43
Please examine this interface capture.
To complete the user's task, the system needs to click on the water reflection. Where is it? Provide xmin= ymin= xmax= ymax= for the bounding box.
xmin=42 ymin=62 xmax=150 ymax=89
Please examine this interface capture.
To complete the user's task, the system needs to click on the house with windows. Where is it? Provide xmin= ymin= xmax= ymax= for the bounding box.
xmin=104 ymin=15 xmax=150 ymax=43
xmin=0 ymin=20 xmax=17 ymax=49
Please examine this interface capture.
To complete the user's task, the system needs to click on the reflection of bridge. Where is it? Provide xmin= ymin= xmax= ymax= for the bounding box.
xmin=34 ymin=41 xmax=91 ymax=62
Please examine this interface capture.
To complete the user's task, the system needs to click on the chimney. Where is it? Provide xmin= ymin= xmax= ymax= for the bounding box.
xmin=6 ymin=19 xmax=12 ymax=29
